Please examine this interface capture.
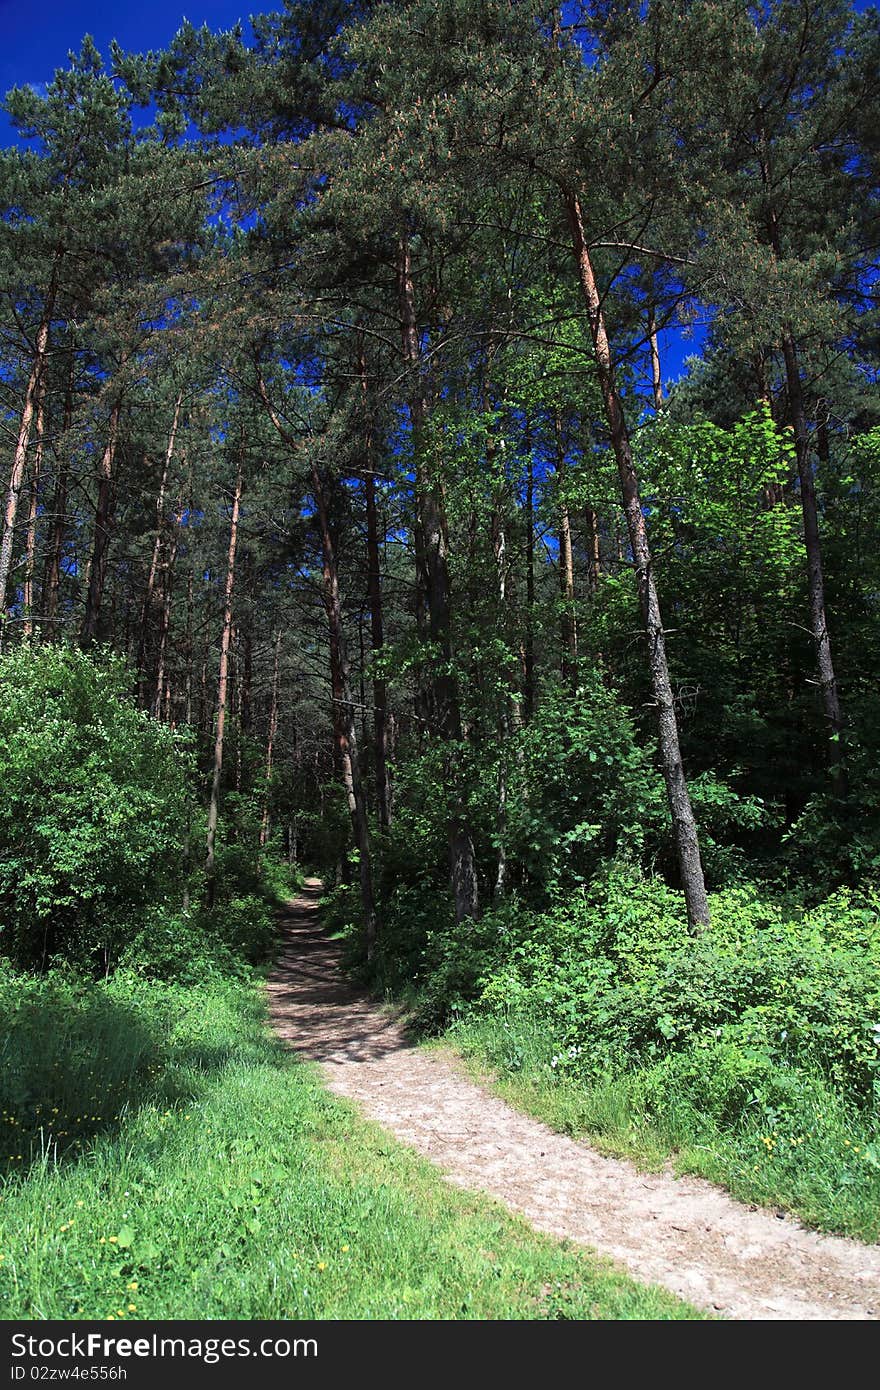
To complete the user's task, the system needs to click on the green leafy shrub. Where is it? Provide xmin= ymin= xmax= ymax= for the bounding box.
xmin=779 ymin=712 xmax=880 ymax=888
xmin=503 ymin=678 xmax=664 ymax=896
xmin=474 ymin=871 xmax=880 ymax=1110
xmin=0 ymin=645 xmax=193 ymax=973
xmin=410 ymin=896 xmax=527 ymax=1029
xmin=120 ymin=896 xmax=278 ymax=985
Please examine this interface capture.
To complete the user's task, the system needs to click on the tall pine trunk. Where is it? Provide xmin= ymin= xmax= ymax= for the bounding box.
xmin=138 ymin=393 xmax=183 ymax=703
xmin=358 ymin=345 xmax=393 ymax=831
xmin=312 ymin=460 xmax=378 ymax=956
xmin=523 ymin=416 xmax=535 ymax=721
xmin=761 ymin=133 xmax=844 ymax=780
xmin=565 ymin=190 xmax=709 ymax=929
xmin=81 ymin=394 xmax=123 ymax=647
xmin=205 ymin=457 xmax=244 ymax=907
xmin=364 ymin=465 xmax=392 ymax=831
xmin=260 ymin=629 xmax=282 ymax=852
xmin=0 ymin=291 xmax=55 ymax=624
xmin=780 ymin=330 xmax=845 ymax=779
xmin=22 ymin=381 xmax=46 ymax=639
xmin=152 ymin=488 xmax=184 ymax=721
xmin=585 ymin=505 xmax=600 ymax=591
xmin=43 ymin=354 xmax=75 ymax=640
xmin=554 ymin=411 xmax=578 ymax=688
xmin=648 ymin=305 xmax=663 ymax=412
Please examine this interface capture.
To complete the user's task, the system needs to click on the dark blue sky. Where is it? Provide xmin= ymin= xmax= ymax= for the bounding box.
xmin=0 ymin=0 xmax=252 ymax=129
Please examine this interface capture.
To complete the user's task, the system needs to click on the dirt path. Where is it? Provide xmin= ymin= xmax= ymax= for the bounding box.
xmin=267 ymin=881 xmax=880 ymax=1320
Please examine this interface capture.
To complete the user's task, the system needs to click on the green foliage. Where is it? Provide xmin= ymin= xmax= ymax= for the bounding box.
xmin=0 ymin=645 xmax=193 ymax=973
xmin=503 ymin=677 xmax=663 ymax=895
xmin=120 ymin=895 xmax=278 ymax=985
xmin=453 ymin=1011 xmax=880 ymax=1240
xmin=634 ymin=411 xmax=812 ymax=800
xmin=475 ymin=873 xmax=880 ymax=1104
xmin=408 ymin=897 xmax=524 ymax=1031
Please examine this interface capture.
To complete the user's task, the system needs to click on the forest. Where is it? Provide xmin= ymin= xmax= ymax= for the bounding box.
xmin=0 ymin=0 xmax=879 ymax=1324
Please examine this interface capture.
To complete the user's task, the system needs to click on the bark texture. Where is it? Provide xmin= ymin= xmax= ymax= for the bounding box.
xmin=566 ymin=190 xmax=709 ymax=929
xmin=205 ymin=457 xmax=244 ymax=905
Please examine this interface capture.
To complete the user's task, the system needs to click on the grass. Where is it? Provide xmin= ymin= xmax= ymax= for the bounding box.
xmin=445 ymin=1012 xmax=880 ymax=1243
xmin=0 ymin=968 xmax=704 ymax=1320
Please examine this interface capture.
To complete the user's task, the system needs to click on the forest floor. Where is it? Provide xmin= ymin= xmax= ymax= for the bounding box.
xmin=267 ymin=880 xmax=880 ymax=1321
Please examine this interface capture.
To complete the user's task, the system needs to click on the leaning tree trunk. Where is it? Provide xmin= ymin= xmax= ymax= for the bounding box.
xmin=565 ymin=189 xmax=709 ymax=930
xmin=398 ymin=233 xmax=479 ymax=924
xmin=205 ymin=457 xmax=244 ymax=907
xmin=0 ymin=295 xmax=55 ymax=625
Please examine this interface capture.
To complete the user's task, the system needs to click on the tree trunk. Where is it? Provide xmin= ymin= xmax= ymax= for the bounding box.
xmin=585 ymin=506 xmax=600 ymax=591
xmin=80 ymin=396 xmax=123 ymax=648
xmin=365 ymin=463 xmax=392 ymax=830
xmin=184 ymin=568 xmax=194 ymax=727
xmin=22 ymin=381 xmax=46 ymax=639
xmin=492 ymin=496 xmax=510 ymax=900
xmin=565 ymin=189 xmax=709 ymax=929
xmin=312 ymin=459 xmax=378 ymax=956
xmin=554 ymin=411 xmax=578 ymax=688
xmin=152 ymin=489 xmax=184 ymax=721
xmin=780 ymin=331 xmax=845 ymax=779
xmin=523 ymin=417 xmax=535 ymax=721
xmin=205 ymin=457 xmax=244 ymax=906
xmin=358 ymin=344 xmax=393 ymax=832
xmin=760 ymin=130 xmax=844 ymax=780
xmin=0 ymin=301 xmax=54 ymax=624
xmin=43 ymin=354 xmax=75 ymax=640
xmin=138 ymin=393 xmax=183 ymax=702
xmin=398 ymin=233 xmax=479 ymax=923
xmin=260 ymin=629 xmax=282 ymax=851
xmin=648 ymin=305 xmax=663 ymax=412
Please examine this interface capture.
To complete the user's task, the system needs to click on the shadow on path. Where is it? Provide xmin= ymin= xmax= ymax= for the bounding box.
xmin=267 ymin=878 xmax=412 ymax=1066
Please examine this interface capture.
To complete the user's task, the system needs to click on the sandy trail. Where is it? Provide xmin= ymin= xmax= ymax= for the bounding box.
xmin=266 ymin=880 xmax=880 ymax=1320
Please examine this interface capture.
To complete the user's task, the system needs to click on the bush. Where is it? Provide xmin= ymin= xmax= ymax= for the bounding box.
xmin=503 ymin=678 xmax=664 ymax=896
xmin=0 ymin=644 xmax=193 ymax=973
xmin=473 ymin=870 xmax=880 ymax=1111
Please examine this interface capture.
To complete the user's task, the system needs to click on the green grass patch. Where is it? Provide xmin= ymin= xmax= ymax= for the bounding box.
xmin=0 ymin=967 xmax=702 ymax=1320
